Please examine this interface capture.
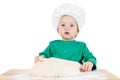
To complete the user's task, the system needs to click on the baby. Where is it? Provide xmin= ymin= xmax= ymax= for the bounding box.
xmin=35 ymin=3 xmax=97 ymax=72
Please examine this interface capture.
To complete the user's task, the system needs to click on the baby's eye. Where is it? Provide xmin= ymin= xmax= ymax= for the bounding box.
xmin=61 ymin=24 xmax=65 ymax=27
xmin=71 ymin=24 xmax=74 ymax=27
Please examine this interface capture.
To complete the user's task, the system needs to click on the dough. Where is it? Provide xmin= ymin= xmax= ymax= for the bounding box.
xmin=30 ymin=57 xmax=81 ymax=78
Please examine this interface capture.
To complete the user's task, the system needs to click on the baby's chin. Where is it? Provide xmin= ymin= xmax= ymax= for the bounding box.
xmin=62 ymin=37 xmax=74 ymax=40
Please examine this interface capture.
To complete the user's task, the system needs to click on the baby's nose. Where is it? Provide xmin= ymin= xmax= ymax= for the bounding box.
xmin=64 ymin=25 xmax=70 ymax=30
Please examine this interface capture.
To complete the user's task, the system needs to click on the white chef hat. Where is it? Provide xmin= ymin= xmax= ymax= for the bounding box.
xmin=51 ymin=3 xmax=85 ymax=29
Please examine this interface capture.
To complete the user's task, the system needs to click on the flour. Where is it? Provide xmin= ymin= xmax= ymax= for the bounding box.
xmin=10 ymin=70 xmax=108 ymax=80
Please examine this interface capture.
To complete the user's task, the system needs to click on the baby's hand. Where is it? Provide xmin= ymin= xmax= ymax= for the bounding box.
xmin=34 ymin=56 xmax=44 ymax=63
xmin=81 ymin=62 xmax=93 ymax=72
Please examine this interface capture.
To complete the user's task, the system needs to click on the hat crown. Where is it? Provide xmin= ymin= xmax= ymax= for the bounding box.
xmin=52 ymin=3 xmax=85 ymax=29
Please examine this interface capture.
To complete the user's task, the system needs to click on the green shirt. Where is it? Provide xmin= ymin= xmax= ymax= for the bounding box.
xmin=39 ymin=40 xmax=97 ymax=70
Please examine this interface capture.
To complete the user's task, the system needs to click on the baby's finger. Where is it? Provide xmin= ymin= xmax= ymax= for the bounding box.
xmin=84 ymin=63 xmax=91 ymax=72
xmin=34 ymin=56 xmax=39 ymax=63
xmin=82 ymin=63 xmax=87 ymax=72
xmin=87 ymin=65 xmax=92 ymax=71
xmin=39 ymin=56 xmax=44 ymax=62
xmin=84 ymin=64 xmax=89 ymax=72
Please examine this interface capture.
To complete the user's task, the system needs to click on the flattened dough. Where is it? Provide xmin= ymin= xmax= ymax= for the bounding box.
xmin=30 ymin=57 xmax=81 ymax=77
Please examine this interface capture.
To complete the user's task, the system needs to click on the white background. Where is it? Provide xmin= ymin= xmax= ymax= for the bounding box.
xmin=0 ymin=0 xmax=120 ymax=77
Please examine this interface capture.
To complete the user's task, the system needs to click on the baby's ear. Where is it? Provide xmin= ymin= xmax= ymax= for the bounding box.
xmin=57 ymin=28 xmax=59 ymax=33
xmin=77 ymin=29 xmax=80 ymax=34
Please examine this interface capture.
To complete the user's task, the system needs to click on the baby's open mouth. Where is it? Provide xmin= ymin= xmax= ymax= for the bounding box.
xmin=64 ymin=32 xmax=70 ymax=35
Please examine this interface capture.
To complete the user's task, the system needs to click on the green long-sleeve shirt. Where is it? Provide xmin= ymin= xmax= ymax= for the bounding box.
xmin=39 ymin=40 xmax=97 ymax=70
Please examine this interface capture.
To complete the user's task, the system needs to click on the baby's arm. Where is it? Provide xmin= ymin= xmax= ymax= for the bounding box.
xmin=34 ymin=56 xmax=44 ymax=63
xmin=81 ymin=43 xmax=97 ymax=71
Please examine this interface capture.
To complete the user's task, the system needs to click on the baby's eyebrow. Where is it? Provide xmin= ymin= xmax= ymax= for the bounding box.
xmin=69 ymin=22 xmax=76 ymax=25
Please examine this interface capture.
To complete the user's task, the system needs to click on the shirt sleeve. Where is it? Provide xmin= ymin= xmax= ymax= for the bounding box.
xmin=82 ymin=43 xmax=97 ymax=70
xmin=39 ymin=42 xmax=53 ymax=58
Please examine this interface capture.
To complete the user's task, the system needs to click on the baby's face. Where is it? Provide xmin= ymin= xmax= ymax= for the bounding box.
xmin=57 ymin=15 xmax=79 ymax=40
